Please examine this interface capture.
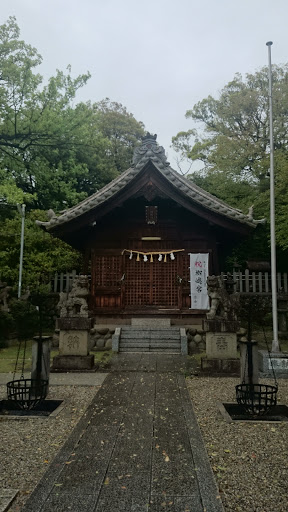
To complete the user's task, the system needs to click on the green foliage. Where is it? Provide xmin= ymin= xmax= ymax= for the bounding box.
xmin=95 ymin=98 xmax=145 ymax=172
xmin=0 ymin=17 xmax=145 ymax=211
xmin=0 ymin=17 xmax=146 ymax=288
xmin=0 ymin=310 xmax=13 ymax=345
xmin=173 ymin=65 xmax=288 ymax=260
xmin=238 ymin=295 xmax=272 ymax=341
xmin=9 ymin=299 xmax=38 ymax=340
xmin=0 ymin=209 xmax=82 ymax=290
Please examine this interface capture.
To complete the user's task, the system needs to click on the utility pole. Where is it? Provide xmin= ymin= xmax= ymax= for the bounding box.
xmin=17 ymin=203 xmax=26 ymax=299
xmin=266 ymin=41 xmax=279 ymax=352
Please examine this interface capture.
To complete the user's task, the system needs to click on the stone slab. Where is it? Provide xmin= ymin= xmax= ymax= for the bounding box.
xmin=206 ymin=332 xmax=237 ymax=359
xmin=0 ymin=489 xmax=18 ymax=512
xmin=203 ymin=319 xmax=239 ymax=333
xmin=112 ymin=327 xmax=121 ymax=352
xmin=131 ymin=317 xmax=170 ymax=327
xmin=21 ymin=357 xmax=224 ymax=512
xmin=259 ymin=350 xmax=288 ymax=376
xmin=59 ymin=330 xmax=89 ymax=356
xmin=52 ymin=354 xmax=94 ymax=370
xmin=58 ymin=317 xmax=92 ymax=330
xmin=149 ymin=495 xmax=203 ymax=512
xmin=201 ymin=357 xmax=240 ymax=375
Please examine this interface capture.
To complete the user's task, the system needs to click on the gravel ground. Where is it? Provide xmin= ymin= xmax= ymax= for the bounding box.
xmin=0 ymin=384 xmax=100 ymax=512
xmin=187 ymin=377 xmax=288 ymax=512
xmin=1 ymin=377 xmax=288 ymax=512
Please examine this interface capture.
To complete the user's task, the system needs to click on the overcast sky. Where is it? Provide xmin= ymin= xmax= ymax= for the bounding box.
xmin=3 ymin=0 xmax=288 ymax=170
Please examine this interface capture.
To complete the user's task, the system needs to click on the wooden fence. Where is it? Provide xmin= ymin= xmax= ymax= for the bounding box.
xmin=52 ymin=270 xmax=288 ymax=294
xmin=51 ymin=270 xmax=79 ymax=293
xmin=222 ymin=270 xmax=288 ymax=294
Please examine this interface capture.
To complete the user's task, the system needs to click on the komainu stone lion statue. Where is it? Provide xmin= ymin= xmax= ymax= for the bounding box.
xmin=57 ymin=275 xmax=89 ymax=318
xmin=206 ymin=274 xmax=237 ymax=321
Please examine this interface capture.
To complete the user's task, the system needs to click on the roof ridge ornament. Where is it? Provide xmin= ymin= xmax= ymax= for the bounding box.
xmin=132 ymin=132 xmax=169 ymax=167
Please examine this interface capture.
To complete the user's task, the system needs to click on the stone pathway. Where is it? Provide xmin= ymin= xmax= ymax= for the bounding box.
xmin=20 ymin=354 xmax=223 ymax=512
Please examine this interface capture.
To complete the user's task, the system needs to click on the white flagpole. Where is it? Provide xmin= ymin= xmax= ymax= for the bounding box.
xmin=266 ymin=41 xmax=279 ymax=352
xmin=17 ymin=203 xmax=26 ymax=299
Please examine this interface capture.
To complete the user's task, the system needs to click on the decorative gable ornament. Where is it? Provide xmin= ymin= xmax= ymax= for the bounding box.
xmin=132 ymin=133 xmax=169 ymax=168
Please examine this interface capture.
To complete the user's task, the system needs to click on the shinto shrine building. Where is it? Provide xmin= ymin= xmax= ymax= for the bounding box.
xmin=37 ymin=134 xmax=259 ymax=323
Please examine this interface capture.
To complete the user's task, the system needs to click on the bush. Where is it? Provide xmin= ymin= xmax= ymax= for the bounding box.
xmin=9 ymin=299 xmax=38 ymax=340
xmin=0 ymin=310 xmax=14 ymax=347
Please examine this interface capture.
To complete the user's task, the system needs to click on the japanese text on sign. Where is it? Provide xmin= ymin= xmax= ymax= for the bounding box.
xmin=189 ymin=253 xmax=209 ymax=310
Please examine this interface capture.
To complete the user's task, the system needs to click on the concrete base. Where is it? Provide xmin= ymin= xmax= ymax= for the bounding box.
xmin=131 ymin=317 xmax=171 ymax=327
xmin=31 ymin=336 xmax=51 ymax=382
xmin=201 ymin=356 xmax=240 ymax=375
xmin=52 ymin=355 xmax=94 ymax=371
xmin=259 ymin=350 xmax=288 ymax=377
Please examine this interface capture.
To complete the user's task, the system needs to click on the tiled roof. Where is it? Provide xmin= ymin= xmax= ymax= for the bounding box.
xmin=36 ymin=134 xmax=262 ymax=231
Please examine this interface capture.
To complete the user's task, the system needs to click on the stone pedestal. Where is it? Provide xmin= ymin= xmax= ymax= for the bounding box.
xmin=201 ymin=357 xmax=240 ymax=374
xmin=202 ymin=332 xmax=238 ymax=375
xmin=53 ymin=317 xmax=94 ymax=371
xmin=52 ymin=354 xmax=94 ymax=370
xmin=59 ymin=330 xmax=89 ymax=356
xmin=203 ymin=319 xmax=239 ymax=333
xmin=239 ymin=340 xmax=259 ymax=384
xmin=31 ymin=336 xmax=51 ymax=388
xmin=206 ymin=332 xmax=238 ymax=359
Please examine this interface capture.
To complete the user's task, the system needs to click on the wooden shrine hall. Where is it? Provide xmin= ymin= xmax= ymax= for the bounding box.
xmin=37 ymin=133 xmax=260 ymax=323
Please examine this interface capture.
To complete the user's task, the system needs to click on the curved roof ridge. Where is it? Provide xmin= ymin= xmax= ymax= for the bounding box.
xmin=36 ymin=165 xmax=139 ymax=229
xmin=155 ymin=163 xmax=256 ymax=226
xmin=36 ymin=133 xmax=263 ymax=231
xmin=166 ymin=165 xmax=243 ymax=212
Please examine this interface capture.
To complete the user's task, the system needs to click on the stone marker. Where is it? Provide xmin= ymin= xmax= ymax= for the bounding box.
xmin=259 ymin=349 xmax=288 ymax=377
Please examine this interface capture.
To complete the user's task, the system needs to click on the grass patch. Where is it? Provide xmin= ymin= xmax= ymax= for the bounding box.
xmin=0 ymin=340 xmax=59 ymax=373
xmin=252 ymin=331 xmax=288 ymax=352
xmin=0 ymin=341 xmax=113 ymax=373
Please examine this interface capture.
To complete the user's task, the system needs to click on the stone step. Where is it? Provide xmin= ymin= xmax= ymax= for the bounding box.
xmin=120 ymin=342 xmax=180 ymax=349
xmin=120 ymin=338 xmax=180 ymax=345
xmin=121 ymin=327 xmax=180 ymax=332
xmin=119 ymin=347 xmax=180 ymax=353
xmin=131 ymin=318 xmax=171 ymax=327
xmin=120 ymin=333 xmax=180 ymax=340
xmin=118 ymin=326 xmax=182 ymax=354
xmin=120 ymin=339 xmax=180 ymax=345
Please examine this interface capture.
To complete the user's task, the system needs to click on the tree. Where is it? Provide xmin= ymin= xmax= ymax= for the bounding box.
xmin=0 ymin=17 xmax=147 ymax=288
xmin=0 ymin=209 xmax=82 ymax=290
xmin=0 ymin=17 xmax=146 ymax=211
xmin=172 ymin=66 xmax=288 ymax=252
xmin=95 ymin=98 xmax=145 ymax=173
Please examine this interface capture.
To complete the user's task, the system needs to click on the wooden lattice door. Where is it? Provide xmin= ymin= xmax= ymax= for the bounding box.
xmin=125 ymin=256 xmax=178 ymax=307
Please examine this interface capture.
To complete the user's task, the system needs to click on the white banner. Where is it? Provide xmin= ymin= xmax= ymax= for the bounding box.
xmin=189 ymin=253 xmax=209 ymax=310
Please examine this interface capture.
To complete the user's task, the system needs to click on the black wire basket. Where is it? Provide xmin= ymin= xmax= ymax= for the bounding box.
xmin=235 ymin=383 xmax=278 ymax=416
xmin=7 ymin=379 xmax=48 ymax=410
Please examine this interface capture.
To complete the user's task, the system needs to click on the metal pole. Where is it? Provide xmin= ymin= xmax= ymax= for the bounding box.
xmin=17 ymin=203 xmax=26 ymax=299
xmin=266 ymin=41 xmax=279 ymax=352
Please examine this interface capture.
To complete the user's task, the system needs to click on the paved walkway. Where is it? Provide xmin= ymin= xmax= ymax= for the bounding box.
xmin=20 ymin=354 xmax=223 ymax=512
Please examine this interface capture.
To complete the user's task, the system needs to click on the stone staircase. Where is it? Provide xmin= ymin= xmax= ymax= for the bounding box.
xmin=112 ymin=326 xmax=187 ymax=354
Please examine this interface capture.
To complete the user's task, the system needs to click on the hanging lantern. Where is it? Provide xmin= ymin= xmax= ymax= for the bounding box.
xmin=164 ymin=254 xmax=167 ymax=263
xmin=129 ymin=251 xmax=133 ymax=260
xmin=150 ymin=254 xmax=153 ymax=262
xmin=158 ymin=254 xmax=163 ymax=261
xmin=170 ymin=252 xmax=175 ymax=260
xmin=136 ymin=253 xmax=140 ymax=262
xmin=143 ymin=254 xmax=148 ymax=262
